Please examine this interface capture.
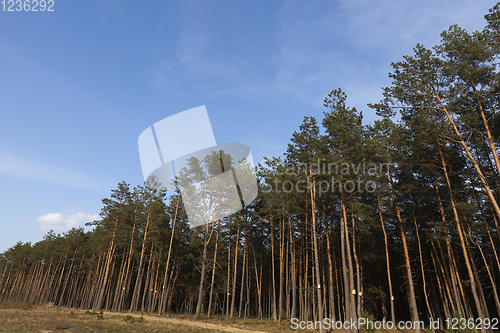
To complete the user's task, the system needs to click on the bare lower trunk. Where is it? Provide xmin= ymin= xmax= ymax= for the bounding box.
xmin=207 ymin=220 xmax=220 ymax=318
xmin=377 ymin=193 xmax=395 ymax=332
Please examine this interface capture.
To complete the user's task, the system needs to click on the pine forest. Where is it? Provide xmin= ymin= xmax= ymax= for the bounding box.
xmin=1 ymin=4 xmax=500 ymax=332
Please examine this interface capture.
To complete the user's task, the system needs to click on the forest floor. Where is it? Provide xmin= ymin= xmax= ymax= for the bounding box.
xmin=0 ymin=302 xmax=299 ymax=332
xmin=0 ymin=302 xmax=438 ymax=332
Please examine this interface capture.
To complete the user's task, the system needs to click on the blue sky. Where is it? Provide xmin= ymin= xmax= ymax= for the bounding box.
xmin=0 ymin=0 xmax=496 ymax=252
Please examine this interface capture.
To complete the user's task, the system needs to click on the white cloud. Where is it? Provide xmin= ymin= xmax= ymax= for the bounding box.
xmin=36 ymin=212 xmax=99 ymax=232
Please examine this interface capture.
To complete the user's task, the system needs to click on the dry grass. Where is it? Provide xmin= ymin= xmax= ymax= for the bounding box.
xmin=0 ymin=303 xmax=432 ymax=332
xmin=0 ymin=303 xmax=296 ymax=332
xmin=0 ymin=304 xmax=218 ymax=332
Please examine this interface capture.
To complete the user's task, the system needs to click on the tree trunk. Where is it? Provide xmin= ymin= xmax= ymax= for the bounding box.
xmin=230 ymin=224 xmax=240 ymax=318
xmin=309 ymin=175 xmax=324 ymax=333
xmin=159 ymin=193 xmax=180 ymax=315
xmin=438 ymin=144 xmax=486 ymax=329
xmin=377 ymin=193 xmax=395 ymax=332
xmin=130 ymin=209 xmax=152 ymax=313
xmin=207 ymin=220 xmax=220 ymax=318
xmin=388 ymin=164 xmax=419 ymax=331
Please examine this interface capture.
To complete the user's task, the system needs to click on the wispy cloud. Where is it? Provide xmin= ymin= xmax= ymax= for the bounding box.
xmin=151 ymin=2 xmax=262 ymax=96
xmin=36 ymin=212 xmax=99 ymax=232
xmin=270 ymin=0 xmax=493 ymax=111
xmin=151 ymin=0 xmax=494 ymax=111
xmin=176 ymin=28 xmax=208 ymax=71
xmin=0 ymin=149 xmax=110 ymax=192
xmin=337 ymin=0 xmax=491 ymax=49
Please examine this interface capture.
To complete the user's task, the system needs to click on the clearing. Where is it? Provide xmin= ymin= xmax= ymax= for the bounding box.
xmin=0 ymin=303 xmax=296 ymax=332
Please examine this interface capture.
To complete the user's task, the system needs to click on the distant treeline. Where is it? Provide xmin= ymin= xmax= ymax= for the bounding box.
xmin=1 ymin=4 xmax=500 ymax=332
